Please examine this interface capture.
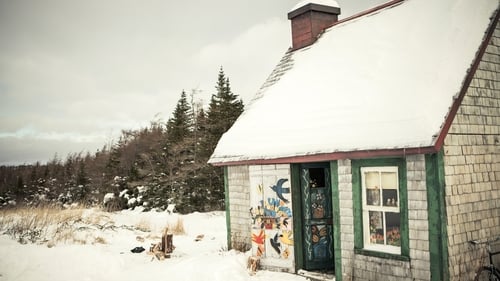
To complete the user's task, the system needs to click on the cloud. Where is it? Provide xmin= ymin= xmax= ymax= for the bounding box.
xmin=190 ymin=17 xmax=291 ymax=103
xmin=0 ymin=0 xmax=388 ymax=165
xmin=0 ymin=136 xmax=107 ymax=165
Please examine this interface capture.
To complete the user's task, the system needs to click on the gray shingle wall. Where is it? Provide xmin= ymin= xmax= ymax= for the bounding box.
xmin=338 ymin=159 xmax=355 ymax=281
xmin=339 ymin=156 xmax=431 ymax=281
xmin=406 ymin=155 xmax=431 ymax=281
xmin=443 ymin=21 xmax=500 ymax=281
xmin=227 ymin=165 xmax=251 ymax=248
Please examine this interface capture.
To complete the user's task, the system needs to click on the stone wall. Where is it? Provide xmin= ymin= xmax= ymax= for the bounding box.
xmin=338 ymin=156 xmax=431 ymax=281
xmin=226 ymin=165 xmax=251 ymax=249
xmin=442 ymin=20 xmax=500 ymax=281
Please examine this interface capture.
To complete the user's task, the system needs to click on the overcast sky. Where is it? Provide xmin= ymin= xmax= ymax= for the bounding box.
xmin=0 ymin=0 xmax=386 ymax=166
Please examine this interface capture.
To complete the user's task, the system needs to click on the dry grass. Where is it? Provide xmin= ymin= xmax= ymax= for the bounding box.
xmin=0 ymin=206 xmax=113 ymax=246
xmin=0 ymin=206 xmax=186 ymax=247
xmin=0 ymin=205 xmax=84 ymax=244
xmin=0 ymin=206 xmax=87 ymax=244
xmin=135 ymin=219 xmax=151 ymax=232
xmin=231 ymin=232 xmax=251 ymax=253
xmin=93 ymin=236 xmax=107 ymax=244
xmin=166 ymin=217 xmax=185 ymax=235
xmin=82 ymin=211 xmax=112 ymax=226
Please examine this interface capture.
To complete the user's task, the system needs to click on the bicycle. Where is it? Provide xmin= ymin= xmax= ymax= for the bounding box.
xmin=469 ymin=237 xmax=500 ymax=281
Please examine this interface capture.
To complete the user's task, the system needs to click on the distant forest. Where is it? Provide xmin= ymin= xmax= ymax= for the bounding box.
xmin=0 ymin=68 xmax=244 ymax=213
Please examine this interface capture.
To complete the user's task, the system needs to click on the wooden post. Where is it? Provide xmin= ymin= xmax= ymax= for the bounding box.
xmin=161 ymin=228 xmax=173 ymax=257
xmin=247 ymin=256 xmax=260 ymax=275
xmin=165 ymin=234 xmax=173 ymax=254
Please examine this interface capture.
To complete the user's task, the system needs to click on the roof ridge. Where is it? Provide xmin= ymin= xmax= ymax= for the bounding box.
xmin=433 ymin=5 xmax=500 ymax=150
xmin=327 ymin=0 xmax=405 ymax=29
xmin=245 ymin=49 xmax=295 ymax=108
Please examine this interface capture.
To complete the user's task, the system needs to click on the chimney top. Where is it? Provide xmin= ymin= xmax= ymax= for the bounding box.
xmin=289 ymin=0 xmax=340 ymax=16
xmin=288 ymin=0 xmax=341 ymax=50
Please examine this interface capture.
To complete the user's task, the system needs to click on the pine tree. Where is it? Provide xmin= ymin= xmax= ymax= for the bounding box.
xmin=205 ymin=67 xmax=244 ymax=156
xmin=195 ymin=67 xmax=245 ymax=210
xmin=166 ymin=90 xmax=191 ymax=144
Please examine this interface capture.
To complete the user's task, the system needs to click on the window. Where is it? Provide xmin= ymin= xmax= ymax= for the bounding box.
xmin=352 ymin=158 xmax=408 ymax=260
xmin=361 ymin=167 xmax=401 ymax=254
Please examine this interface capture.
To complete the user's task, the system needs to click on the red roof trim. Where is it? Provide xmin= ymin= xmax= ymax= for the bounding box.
xmin=326 ymin=0 xmax=405 ymax=29
xmin=433 ymin=7 xmax=500 ymax=151
xmin=211 ymin=146 xmax=437 ymax=166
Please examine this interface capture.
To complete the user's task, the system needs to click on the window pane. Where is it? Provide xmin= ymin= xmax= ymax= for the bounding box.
xmin=381 ymin=172 xmax=398 ymax=206
xmin=366 ymin=188 xmax=380 ymax=206
xmin=369 ymin=211 xmax=384 ymax=244
xmin=382 ymin=189 xmax=398 ymax=207
xmin=381 ymin=172 xmax=397 ymax=189
xmin=310 ymin=168 xmax=325 ymax=188
xmin=365 ymin=171 xmax=379 ymax=188
xmin=385 ymin=212 xmax=401 ymax=247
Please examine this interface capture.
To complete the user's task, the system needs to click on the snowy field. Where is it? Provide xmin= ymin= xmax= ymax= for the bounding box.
xmin=0 ymin=207 xmax=307 ymax=281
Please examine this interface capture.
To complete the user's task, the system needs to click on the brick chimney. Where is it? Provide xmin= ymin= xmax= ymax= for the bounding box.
xmin=288 ymin=1 xmax=341 ymax=50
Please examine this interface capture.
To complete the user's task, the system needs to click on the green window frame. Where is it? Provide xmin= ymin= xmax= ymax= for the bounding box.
xmin=352 ymin=158 xmax=409 ymax=260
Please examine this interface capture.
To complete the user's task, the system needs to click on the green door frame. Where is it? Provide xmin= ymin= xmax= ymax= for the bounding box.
xmin=425 ymin=151 xmax=449 ymax=281
xmin=291 ymin=164 xmax=305 ymax=271
xmin=292 ymin=162 xmax=340 ymax=273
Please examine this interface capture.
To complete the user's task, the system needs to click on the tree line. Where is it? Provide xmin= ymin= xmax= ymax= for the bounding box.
xmin=0 ymin=68 xmax=244 ymax=213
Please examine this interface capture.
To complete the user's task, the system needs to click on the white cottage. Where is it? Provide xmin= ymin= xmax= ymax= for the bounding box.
xmin=209 ymin=0 xmax=500 ymax=280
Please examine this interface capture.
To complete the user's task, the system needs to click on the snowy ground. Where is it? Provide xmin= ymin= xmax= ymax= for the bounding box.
xmin=0 ymin=208 xmax=307 ymax=281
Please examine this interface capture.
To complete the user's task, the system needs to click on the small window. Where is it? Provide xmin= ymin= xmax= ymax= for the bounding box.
xmin=309 ymin=168 xmax=325 ymax=188
xmin=361 ymin=167 xmax=401 ymax=254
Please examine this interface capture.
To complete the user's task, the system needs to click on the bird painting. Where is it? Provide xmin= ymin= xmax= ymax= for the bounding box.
xmin=279 ymin=230 xmax=294 ymax=246
xmin=270 ymin=233 xmax=281 ymax=254
xmin=270 ymin=178 xmax=290 ymax=203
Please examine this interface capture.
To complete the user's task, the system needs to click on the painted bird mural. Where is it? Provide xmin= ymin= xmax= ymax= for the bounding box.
xmin=270 ymin=178 xmax=290 ymax=203
xmin=279 ymin=230 xmax=294 ymax=246
xmin=270 ymin=233 xmax=281 ymax=254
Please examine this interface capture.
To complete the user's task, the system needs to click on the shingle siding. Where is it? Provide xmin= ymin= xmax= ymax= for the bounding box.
xmin=339 ymin=156 xmax=431 ymax=281
xmin=407 ymin=155 xmax=431 ymax=281
xmin=443 ymin=20 xmax=500 ymax=281
xmin=226 ymin=165 xmax=251 ymax=248
xmin=338 ymin=159 xmax=355 ymax=281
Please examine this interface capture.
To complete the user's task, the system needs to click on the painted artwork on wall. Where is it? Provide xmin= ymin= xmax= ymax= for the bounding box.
xmin=249 ymin=166 xmax=293 ymax=263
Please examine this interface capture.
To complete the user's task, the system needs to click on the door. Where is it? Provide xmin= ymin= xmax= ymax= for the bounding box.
xmin=300 ymin=163 xmax=334 ymax=270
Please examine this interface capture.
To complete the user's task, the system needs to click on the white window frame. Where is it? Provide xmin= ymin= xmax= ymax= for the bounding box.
xmin=361 ymin=166 xmax=401 ymax=255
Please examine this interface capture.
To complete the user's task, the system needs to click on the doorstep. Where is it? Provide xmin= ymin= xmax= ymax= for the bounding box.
xmin=297 ymin=269 xmax=335 ymax=281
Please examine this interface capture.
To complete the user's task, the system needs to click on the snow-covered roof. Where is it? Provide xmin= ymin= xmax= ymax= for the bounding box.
xmin=209 ymin=0 xmax=499 ymax=165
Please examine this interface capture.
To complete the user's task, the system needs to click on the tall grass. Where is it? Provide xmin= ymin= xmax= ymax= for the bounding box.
xmin=135 ymin=219 xmax=152 ymax=232
xmin=0 ymin=205 xmax=117 ymax=245
xmin=167 ymin=217 xmax=185 ymax=235
xmin=0 ymin=206 xmax=187 ymax=247
xmin=0 ymin=206 xmax=84 ymax=244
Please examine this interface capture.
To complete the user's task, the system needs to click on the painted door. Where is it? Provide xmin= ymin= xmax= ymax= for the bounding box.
xmin=300 ymin=163 xmax=334 ymax=270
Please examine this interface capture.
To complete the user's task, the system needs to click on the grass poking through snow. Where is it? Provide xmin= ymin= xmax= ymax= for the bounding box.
xmin=167 ymin=217 xmax=185 ymax=235
xmin=0 ymin=206 xmax=118 ymax=246
xmin=0 ymin=206 xmax=189 ymax=248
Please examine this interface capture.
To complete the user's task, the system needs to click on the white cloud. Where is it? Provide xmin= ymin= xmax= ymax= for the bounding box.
xmin=0 ymin=0 xmax=388 ymax=165
xmin=191 ymin=17 xmax=291 ymax=103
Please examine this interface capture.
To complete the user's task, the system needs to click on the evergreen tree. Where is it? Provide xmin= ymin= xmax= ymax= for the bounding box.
xmin=196 ymin=67 xmax=245 ymax=210
xmin=0 ymin=67 xmax=245 ymax=212
xmin=166 ymin=90 xmax=191 ymax=144
xmin=204 ymin=67 xmax=244 ymax=156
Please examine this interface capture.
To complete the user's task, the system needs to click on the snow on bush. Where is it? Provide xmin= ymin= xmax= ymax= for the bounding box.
xmin=103 ymin=193 xmax=115 ymax=204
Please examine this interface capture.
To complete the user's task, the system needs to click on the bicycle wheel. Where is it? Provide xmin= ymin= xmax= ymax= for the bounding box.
xmin=474 ymin=267 xmax=500 ymax=281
